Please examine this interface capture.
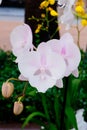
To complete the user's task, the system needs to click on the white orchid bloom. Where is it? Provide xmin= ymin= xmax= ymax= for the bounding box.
xmin=18 ymin=42 xmax=66 ymax=92
xmin=10 ymin=24 xmax=33 ymax=57
xmin=0 ymin=0 xmax=2 ymax=4
xmin=71 ymin=109 xmax=87 ymax=130
xmin=58 ymin=0 xmax=77 ymax=29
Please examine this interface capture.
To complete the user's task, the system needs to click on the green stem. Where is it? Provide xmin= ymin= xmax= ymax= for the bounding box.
xmin=76 ymin=18 xmax=80 ymax=48
xmin=41 ymin=93 xmax=50 ymax=121
xmin=60 ymin=77 xmax=69 ymax=130
xmin=6 ymin=77 xmax=21 ymax=82
xmin=45 ymin=9 xmax=51 ymax=39
xmin=23 ymin=82 xmax=28 ymax=95
xmin=50 ymin=27 xmax=58 ymax=39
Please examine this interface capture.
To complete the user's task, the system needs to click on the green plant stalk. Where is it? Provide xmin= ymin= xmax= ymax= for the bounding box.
xmin=54 ymin=94 xmax=60 ymax=129
xmin=45 ymin=9 xmax=51 ymax=39
xmin=76 ymin=18 xmax=80 ymax=48
xmin=22 ymin=111 xmax=45 ymax=128
xmin=60 ymin=77 xmax=69 ymax=130
xmin=41 ymin=93 xmax=50 ymax=122
xmin=6 ymin=77 xmax=21 ymax=82
xmin=50 ymin=27 xmax=58 ymax=39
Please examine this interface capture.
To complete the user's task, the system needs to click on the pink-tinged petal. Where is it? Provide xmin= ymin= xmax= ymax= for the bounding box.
xmin=10 ymin=24 xmax=33 ymax=56
xmin=64 ymin=69 xmax=71 ymax=77
xmin=47 ymin=52 xmax=66 ymax=79
xmin=38 ymin=42 xmax=66 ymax=79
xmin=18 ymin=74 xmax=28 ymax=81
xmin=56 ymin=79 xmax=63 ymax=88
xmin=37 ymin=42 xmax=52 ymax=56
xmin=29 ymin=74 xmax=56 ymax=92
xmin=12 ymin=47 xmax=29 ymax=57
xmin=18 ymin=51 xmax=41 ymax=78
xmin=65 ymin=43 xmax=81 ymax=71
xmin=47 ymin=33 xmax=81 ymax=76
xmin=72 ymin=69 xmax=79 ymax=78
xmin=61 ymin=33 xmax=74 ymax=43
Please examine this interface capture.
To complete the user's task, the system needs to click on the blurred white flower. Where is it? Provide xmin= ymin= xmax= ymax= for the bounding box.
xmin=10 ymin=24 xmax=33 ymax=57
xmin=58 ymin=0 xmax=77 ymax=29
xmin=0 ymin=0 xmax=2 ymax=4
xmin=71 ymin=109 xmax=87 ymax=130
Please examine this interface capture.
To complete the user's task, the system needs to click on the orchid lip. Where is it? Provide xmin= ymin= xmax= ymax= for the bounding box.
xmin=34 ymin=68 xmax=52 ymax=77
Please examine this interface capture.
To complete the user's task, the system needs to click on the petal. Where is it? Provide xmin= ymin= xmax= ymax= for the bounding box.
xmin=47 ymin=52 xmax=66 ymax=80
xmin=29 ymin=74 xmax=56 ymax=92
xmin=72 ymin=69 xmax=79 ymax=77
xmin=61 ymin=33 xmax=74 ymax=43
xmin=10 ymin=24 xmax=33 ymax=54
xmin=56 ymin=79 xmax=63 ymax=88
xmin=18 ymin=51 xmax=41 ymax=78
xmin=18 ymin=74 xmax=28 ymax=81
xmin=65 ymin=43 xmax=81 ymax=71
xmin=38 ymin=41 xmax=66 ymax=79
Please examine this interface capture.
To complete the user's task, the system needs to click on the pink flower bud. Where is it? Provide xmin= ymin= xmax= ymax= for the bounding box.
xmin=13 ymin=101 xmax=24 ymax=115
xmin=2 ymin=82 xmax=14 ymax=98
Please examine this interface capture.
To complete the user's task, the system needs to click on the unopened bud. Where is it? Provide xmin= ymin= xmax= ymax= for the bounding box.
xmin=13 ymin=101 xmax=24 ymax=115
xmin=2 ymin=82 xmax=14 ymax=98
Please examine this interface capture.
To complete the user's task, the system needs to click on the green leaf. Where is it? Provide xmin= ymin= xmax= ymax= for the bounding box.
xmin=65 ymin=107 xmax=78 ymax=130
xmin=66 ymin=77 xmax=81 ymax=106
xmin=28 ymin=90 xmax=37 ymax=96
xmin=71 ymin=79 xmax=81 ymax=98
xmin=22 ymin=111 xmax=45 ymax=128
xmin=54 ymin=95 xmax=60 ymax=128
xmin=46 ymin=123 xmax=57 ymax=130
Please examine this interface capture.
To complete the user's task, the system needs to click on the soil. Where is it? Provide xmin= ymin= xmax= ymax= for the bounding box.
xmin=0 ymin=122 xmax=40 ymax=130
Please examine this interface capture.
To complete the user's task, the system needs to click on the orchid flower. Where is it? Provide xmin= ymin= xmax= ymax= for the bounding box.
xmin=0 ymin=0 xmax=2 ymax=4
xmin=10 ymin=24 xmax=33 ymax=57
xmin=36 ymin=33 xmax=81 ymax=88
xmin=47 ymin=33 xmax=81 ymax=77
xmin=71 ymin=109 xmax=87 ymax=130
xmin=58 ymin=0 xmax=77 ymax=29
xmin=18 ymin=43 xmax=66 ymax=92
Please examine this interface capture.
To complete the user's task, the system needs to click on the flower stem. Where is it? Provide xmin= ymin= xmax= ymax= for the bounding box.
xmin=60 ymin=77 xmax=69 ymax=130
xmin=6 ymin=77 xmax=21 ymax=82
xmin=41 ymin=93 xmax=50 ymax=121
xmin=76 ymin=18 xmax=80 ymax=48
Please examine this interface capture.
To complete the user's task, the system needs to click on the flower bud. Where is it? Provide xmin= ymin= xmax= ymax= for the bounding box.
xmin=13 ymin=101 xmax=24 ymax=115
xmin=2 ymin=82 xmax=14 ymax=98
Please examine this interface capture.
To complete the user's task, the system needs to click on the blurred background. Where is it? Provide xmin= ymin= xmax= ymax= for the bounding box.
xmin=0 ymin=0 xmax=25 ymax=51
xmin=0 ymin=0 xmax=24 ymax=7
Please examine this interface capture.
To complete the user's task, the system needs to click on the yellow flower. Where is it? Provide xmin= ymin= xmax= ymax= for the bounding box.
xmin=47 ymin=7 xmax=52 ymax=11
xmin=75 ymin=5 xmax=85 ymax=15
xmin=35 ymin=24 xmax=42 ymax=33
xmin=75 ymin=0 xmax=84 ymax=7
xmin=50 ymin=10 xmax=58 ymax=16
xmin=41 ymin=13 xmax=45 ymax=18
xmin=48 ymin=0 xmax=55 ymax=5
xmin=81 ymin=19 xmax=87 ymax=26
xmin=40 ymin=1 xmax=49 ymax=9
